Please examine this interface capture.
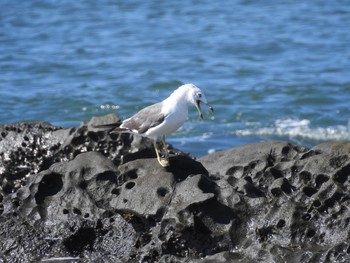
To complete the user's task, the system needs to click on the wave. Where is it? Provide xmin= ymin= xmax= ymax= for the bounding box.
xmin=234 ymin=118 xmax=350 ymax=142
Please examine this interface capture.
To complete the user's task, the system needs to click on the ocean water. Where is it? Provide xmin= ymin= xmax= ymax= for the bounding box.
xmin=1 ymin=0 xmax=350 ymax=156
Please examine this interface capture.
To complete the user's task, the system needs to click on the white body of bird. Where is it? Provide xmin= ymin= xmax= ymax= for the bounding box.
xmin=95 ymin=83 xmax=213 ymax=167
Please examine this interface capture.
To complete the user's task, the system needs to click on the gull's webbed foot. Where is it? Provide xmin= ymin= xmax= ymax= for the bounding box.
xmin=157 ymin=156 xmax=169 ymax=167
xmin=154 ymin=141 xmax=170 ymax=167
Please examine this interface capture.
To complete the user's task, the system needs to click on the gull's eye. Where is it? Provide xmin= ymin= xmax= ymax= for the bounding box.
xmin=197 ymin=93 xmax=202 ymax=98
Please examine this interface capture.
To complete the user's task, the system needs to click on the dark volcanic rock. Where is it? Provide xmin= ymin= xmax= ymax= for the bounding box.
xmin=0 ymin=113 xmax=159 ymax=195
xmin=199 ymin=141 xmax=350 ymax=263
xmin=1 ymin=116 xmax=350 ymax=262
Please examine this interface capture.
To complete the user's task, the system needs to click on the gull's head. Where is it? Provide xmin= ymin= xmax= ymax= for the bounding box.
xmin=180 ymin=84 xmax=214 ymax=120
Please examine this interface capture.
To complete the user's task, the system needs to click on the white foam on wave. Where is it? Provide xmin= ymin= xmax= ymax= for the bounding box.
xmin=235 ymin=118 xmax=350 ymax=142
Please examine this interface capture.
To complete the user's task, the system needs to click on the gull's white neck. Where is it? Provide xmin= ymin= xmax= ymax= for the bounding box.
xmin=161 ymin=86 xmax=192 ymax=116
xmin=164 ymin=86 xmax=191 ymax=106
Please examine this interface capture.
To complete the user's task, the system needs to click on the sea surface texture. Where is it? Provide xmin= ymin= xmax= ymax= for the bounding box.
xmin=1 ymin=0 xmax=350 ymax=156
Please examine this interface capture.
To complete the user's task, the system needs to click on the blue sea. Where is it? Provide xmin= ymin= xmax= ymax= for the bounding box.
xmin=1 ymin=0 xmax=350 ymax=156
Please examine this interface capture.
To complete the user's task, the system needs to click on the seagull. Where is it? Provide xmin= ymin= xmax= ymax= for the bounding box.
xmin=94 ymin=83 xmax=214 ymax=167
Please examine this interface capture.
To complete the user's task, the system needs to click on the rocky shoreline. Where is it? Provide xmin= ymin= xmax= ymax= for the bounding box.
xmin=1 ymin=114 xmax=350 ymax=262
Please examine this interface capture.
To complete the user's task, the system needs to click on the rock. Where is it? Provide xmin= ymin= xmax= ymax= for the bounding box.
xmin=200 ymin=141 xmax=350 ymax=263
xmin=1 ymin=116 xmax=350 ymax=262
xmin=0 ymin=113 xmax=155 ymax=195
xmin=2 ymin=151 xmax=137 ymax=262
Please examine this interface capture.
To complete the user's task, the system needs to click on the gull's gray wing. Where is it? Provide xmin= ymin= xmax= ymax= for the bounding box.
xmin=121 ymin=102 xmax=166 ymax=134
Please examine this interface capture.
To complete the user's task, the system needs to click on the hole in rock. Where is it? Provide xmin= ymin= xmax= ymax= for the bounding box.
xmin=125 ymin=169 xmax=138 ymax=179
xmin=63 ymin=209 xmax=69 ymax=214
xmin=333 ymin=164 xmax=350 ymax=184
xmin=73 ymin=208 xmax=82 ymax=215
xmin=87 ymin=131 xmax=98 ymax=142
xmin=312 ymin=200 xmax=321 ymax=207
xmin=96 ymin=219 xmax=103 ymax=229
xmin=125 ymin=181 xmax=135 ymax=189
xmin=63 ymin=227 xmax=96 ymax=254
xmin=244 ymin=176 xmax=253 ymax=184
xmin=35 ymin=173 xmax=63 ymax=205
xmin=277 ymin=219 xmax=285 ymax=228
xmin=271 ymin=188 xmax=282 ymax=197
xmin=269 ymin=168 xmax=283 ymax=179
xmin=3 ymin=183 xmax=14 ymax=195
xmin=96 ymin=171 xmax=117 ymax=183
xmin=317 ymin=205 xmax=328 ymax=214
xmin=79 ymin=181 xmax=88 ymax=190
xmin=324 ymin=198 xmax=336 ymax=208
xmin=157 ymin=187 xmax=168 ymax=197
xmin=84 ymin=213 xmax=90 ymax=218
xmin=303 ymin=187 xmax=318 ymax=197
xmin=333 ymin=192 xmax=344 ymax=202
xmin=109 ymin=133 xmax=119 ymax=140
xmin=143 ymin=249 xmax=160 ymax=262
xmin=281 ymin=179 xmax=295 ymax=194
xmin=244 ymin=183 xmax=265 ymax=198
xmin=123 ymin=199 xmax=128 ymax=203
xmin=299 ymin=171 xmax=312 ymax=182
xmin=281 ymin=146 xmax=291 ymax=155
xmin=257 ymin=226 xmax=274 ymax=242
xmin=71 ymin=136 xmax=85 ymax=146
xmin=111 ymin=188 xmax=120 ymax=195
xmin=306 ymin=229 xmax=316 ymax=238
xmin=315 ymin=174 xmax=329 ymax=187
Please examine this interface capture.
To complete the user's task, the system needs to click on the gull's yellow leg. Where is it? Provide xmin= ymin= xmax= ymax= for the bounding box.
xmin=162 ymin=135 xmax=166 ymax=147
xmin=161 ymin=134 xmax=170 ymax=160
xmin=153 ymin=141 xmax=169 ymax=167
